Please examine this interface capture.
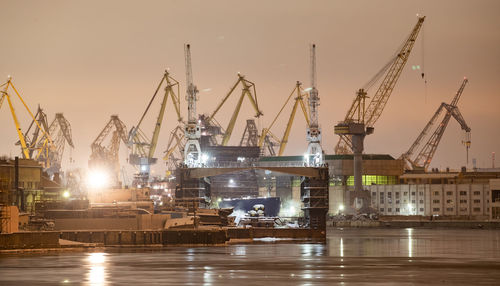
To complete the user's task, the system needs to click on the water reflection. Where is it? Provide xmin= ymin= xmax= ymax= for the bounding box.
xmin=86 ymin=253 xmax=108 ymax=286
xmin=407 ymin=228 xmax=413 ymax=258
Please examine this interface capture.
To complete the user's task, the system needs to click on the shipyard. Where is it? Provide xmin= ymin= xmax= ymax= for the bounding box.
xmin=1 ymin=0 xmax=500 ymax=285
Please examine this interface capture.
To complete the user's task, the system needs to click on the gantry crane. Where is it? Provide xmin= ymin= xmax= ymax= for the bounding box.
xmin=334 ymin=16 xmax=425 ymax=193
xmin=205 ymin=73 xmax=263 ymax=146
xmin=0 ymin=77 xmax=55 ymax=168
xmin=258 ymin=81 xmax=310 ymax=156
xmin=401 ymin=78 xmax=471 ymax=171
xmin=304 ymin=44 xmax=323 ymax=166
xmin=128 ymin=70 xmax=181 ymax=184
xmin=183 ymin=44 xmax=203 ymax=167
xmin=89 ymin=115 xmax=129 ymax=187
xmin=334 ymin=16 xmax=425 ymax=154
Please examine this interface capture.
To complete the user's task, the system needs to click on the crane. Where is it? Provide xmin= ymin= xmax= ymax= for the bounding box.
xmin=334 ymin=16 xmax=425 ymax=194
xmin=304 ymin=43 xmax=323 ymax=166
xmin=88 ymin=115 xmax=129 ymax=188
xmin=401 ymin=78 xmax=471 ymax=171
xmin=258 ymin=81 xmax=310 ymax=156
xmin=0 ymin=77 xmax=54 ymax=168
xmin=183 ymin=44 xmax=203 ymax=167
xmin=206 ymin=73 xmax=263 ymax=146
xmin=15 ymin=108 xmax=74 ymax=177
xmin=163 ymin=125 xmax=186 ymax=175
xmin=128 ymin=70 xmax=181 ymax=184
xmin=334 ymin=16 xmax=425 ymax=154
xmin=45 ymin=113 xmax=74 ymax=176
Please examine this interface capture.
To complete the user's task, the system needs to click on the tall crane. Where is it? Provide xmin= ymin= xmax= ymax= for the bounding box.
xmin=258 ymin=81 xmax=309 ymax=156
xmin=128 ymin=70 xmax=181 ymax=184
xmin=304 ymin=44 xmax=323 ymax=166
xmin=401 ymin=78 xmax=471 ymax=171
xmin=334 ymin=16 xmax=425 ymax=194
xmin=335 ymin=16 xmax=425 ymax=154
xmin=0 ymin=77 xmax=54 ymax=168
xmin=183 ymin=44 xmax=203 ymax=167
xmin=89 ymin=115 xmax=129 ymax=188
xmin=206 ymin=73 xmax=263 ymax=146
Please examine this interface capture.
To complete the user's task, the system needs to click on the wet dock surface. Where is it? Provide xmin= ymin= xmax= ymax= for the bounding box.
xmin=1 ymin=228 xmax=500 ymax=285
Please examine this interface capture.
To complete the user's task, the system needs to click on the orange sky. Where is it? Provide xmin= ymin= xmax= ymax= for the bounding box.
xmin=1 ymin=0 xmax=499 ymax=178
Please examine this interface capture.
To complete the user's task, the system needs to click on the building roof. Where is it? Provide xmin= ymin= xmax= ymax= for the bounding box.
xmin=259 ymin=154 xmax=395 ymax=162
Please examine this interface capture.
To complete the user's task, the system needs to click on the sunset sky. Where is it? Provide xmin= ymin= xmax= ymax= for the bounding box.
xmin=1 ymin=0 xmax=499 ymax=178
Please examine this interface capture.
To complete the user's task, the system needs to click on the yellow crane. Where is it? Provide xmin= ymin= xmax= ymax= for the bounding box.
xmin=258 ymin=81 xmax=310 ymax=156
xmin=128 ymin=70 xmax=181 ymax=183
xmin=207 ymin=73 xmax=263 ymax=146
xmin=0 ymin=77 xmax=54 ymax=167
xmin=334 ymin=16 xmax=425 ymax=154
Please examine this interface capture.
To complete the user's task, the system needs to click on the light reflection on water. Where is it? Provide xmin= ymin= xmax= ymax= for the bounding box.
xmin=86 ymin=253 xmax=108 ymax=286
xmin=1 ymin=229 xmax=500 ymax=285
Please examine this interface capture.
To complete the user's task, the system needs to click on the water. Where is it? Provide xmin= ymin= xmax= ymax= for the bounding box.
xmin=1 ymin=228 xmax=500 ymax=285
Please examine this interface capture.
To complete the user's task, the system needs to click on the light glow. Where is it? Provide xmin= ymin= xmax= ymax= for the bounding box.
xmin=87 ymin=169 xmax=110 ymax=189
xmin=62 ymin=190 xmax=70 ymax=199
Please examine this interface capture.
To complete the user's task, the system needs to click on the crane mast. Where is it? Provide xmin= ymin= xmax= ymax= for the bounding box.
xmin=305 ymin=43 xmax=323 ymax=166
xmin=335 ymin=16 xmax=425 ymax=154
xmin=405 ymin=78 xmax=470 ymax=171
xmin=183 ymin=44 xmax=202 ymax=167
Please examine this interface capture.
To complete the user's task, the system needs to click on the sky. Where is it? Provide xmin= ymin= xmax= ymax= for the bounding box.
xmin=1 ymin=0 xmax=499 ymax=179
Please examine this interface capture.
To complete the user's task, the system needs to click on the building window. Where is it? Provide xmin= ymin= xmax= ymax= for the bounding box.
xmin=460 ymin=191 xmax=467 ymax=196
xmin=419 ymin=208 xmax=424 ymax=212
xmin=387 ymin=208 xmax=392 ymax=212
xmin=433 ymin=200 xmax=440 ymax=204
xmin=433 ymin=208 xmax=440 ymax=212
xmin=460 ymin=199 xmax=467 ymax=204
xmin=446 ymin=199 xmax=453 ymax=204
xmin=396 ymin=200 xmax=400 ymax=204
xmin=434 ymin=191 xmax=439 ymax=196
xmin=396 ymin=192 xmax=400 ymax=198
xmin=387 ymin=192 xmax=392 ymax=198
xmin=473 ymin=199 xmax=481 ymax=204
xmin=411 ymin=192 xmax=415 ymax=196
xmin=380 ymin=208 xmax=384 ymax=212
xmin=473 ymin=191 xmax=481 ymax=196
xmin=419 ymin=192 xmax=424 ymax=196
xmin=460 ymin=207 xmax=468 ymax=212
xmin=380 ymin=197 xmax=384 ymax=204
xmin=404 ymin=192 xmax=408 ymax=196
xmin=412 ymin=200 xmax=416 ymax=204
xmin=419 ymin=200 xmax=424 ymax=204
xmin=372 ymin=192 xmax=376 ymax=197
xmin=396 ymin=208 xmax=400 ymax=212
xmin=446 ymin=208 xmax=453 ymax=212
xmin=446 ymin=191 xmax=453 ymax=196
xmin=473 ymin=207 xmax=481 ymax=212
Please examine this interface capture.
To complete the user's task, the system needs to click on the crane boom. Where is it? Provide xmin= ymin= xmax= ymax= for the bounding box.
xmin=403 ymin=78 xmax=470 ymax=170
xmin=335 ymin=16 xmax=425 ymax=154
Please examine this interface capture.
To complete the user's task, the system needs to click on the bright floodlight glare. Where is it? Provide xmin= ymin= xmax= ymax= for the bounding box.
xmin=62 ymin=190 xmax=70 ymax=199
xmin=229 ymin=179 xmax=235 ymax=184
xmin=87 ymin=169 xmax=109 ymax=189
xmin=288 ymin=206 xmax=296 ymax=216
xmin=339 ymin=204 xmax=345 ymax=211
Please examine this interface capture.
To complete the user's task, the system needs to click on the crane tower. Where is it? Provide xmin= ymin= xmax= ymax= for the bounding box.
xmin=183 ymin=44 xmax=202 ymax=167
xmin=304 ymin=44 xmax=323 ymax=166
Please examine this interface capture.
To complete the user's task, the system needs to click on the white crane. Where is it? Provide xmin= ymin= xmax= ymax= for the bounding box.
xmin=304 ymin=44 xmax=323 ymax=166
xmin=183 ymin=44 xmax=202 ymax=167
